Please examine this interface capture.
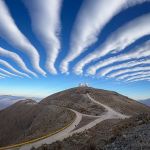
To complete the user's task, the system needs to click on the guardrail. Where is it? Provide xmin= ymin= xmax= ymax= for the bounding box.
xmin=0 ymin=112 xmax=76 ymax=150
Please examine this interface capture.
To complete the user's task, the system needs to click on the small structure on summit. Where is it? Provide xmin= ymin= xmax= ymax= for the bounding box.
xmin=79 ymin=83 xmax=89 ymax=87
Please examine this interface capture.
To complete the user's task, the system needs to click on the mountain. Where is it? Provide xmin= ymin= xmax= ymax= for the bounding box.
xmin=33 ymin=87 xmax=150 ymax=150
xmin=140 ymin=99 xmax=150 ymax=106
xmin=0 ymin=86 xmax=150 ymax=149
xmin=0 ymin=95 xmax=42 ymax=110
xmin=41 ymin=87 xmax=150 ymax=116
xmin=0 ymin=99 xmax=74 ymax=147
xmin=0 ymin=95 xmax=26 ymax=110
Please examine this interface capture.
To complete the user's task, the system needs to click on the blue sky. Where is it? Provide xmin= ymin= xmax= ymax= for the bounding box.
xmin=0 ymin=0 xmax=150 ymax=100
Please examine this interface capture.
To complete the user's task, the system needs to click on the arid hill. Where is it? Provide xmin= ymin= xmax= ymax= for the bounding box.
xmin=0 ymin=99 xmax=74 ymax=147
xmin=0 ymin=87 xmax=150 ymax=149
xmin=40 ymin=87 xmax=106 ymax=115
xmin=41 ymin=87 xmax=150 ymax=115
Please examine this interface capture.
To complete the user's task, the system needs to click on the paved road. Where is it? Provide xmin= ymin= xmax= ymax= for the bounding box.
xmin=19 ymin=109 xmax=82 ymax=150
xmin=12 ymin=94 xmax=129 ymax=150
xmin=70 ymin=94 xmax=129 ymax=134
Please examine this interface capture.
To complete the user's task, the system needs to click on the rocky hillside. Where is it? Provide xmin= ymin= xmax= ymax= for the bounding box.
xmin=105 ymin=113 xmax=150 ymax=150
xmin=1 ymin=86 xmax=150 ymax=149
xmin=0 ymin=99 xmax=75 ymax=147
xmin=88 ymin=88 xmax=150 ymax=115
xmin=33 ymin=87 xmax=150 ymax=150
xmin=35 ymin=113 xmax=150 ymax=150
xmin=40 ymin=87 xmax=106 ymax=116
xmin=41 ymin=87 xmax=150 ymax=116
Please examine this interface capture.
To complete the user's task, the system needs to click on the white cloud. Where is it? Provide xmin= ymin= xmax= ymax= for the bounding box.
xmin=0 ymin=68 xmax=20 ymax=77
xmin=61 ymin=0 xmax=150 ymax=74
xmin=127 ymin=77 xmax=150 ymax=83
xmin=0 ymin=47 xmax=38 ymax=77
xmin=117 ymin=71 xmax=150 ymax=80
xmin=108 ymin=66 xmax=150 ymax=78
xmin=99 ymin=59 xmax=150 ymax=77
xmin=74 ymin=14 xmax=150 ymax=75
xmin=60 ymin=0 xmax=125 ymax=73
xmin=87 ymin=40 xmax=150 ymax=75
xmin=0 ymin=76 xmax=5 ymax=79
xmin=0 ymin=60 xmax=30 ymax=78
xmin=0 ymin=72 xmax=10 ymax=78
xmin=23 ymin=0 xmax=62 ymax=74
xmin=126 ymin=74 xmax=150 ymax=81
xmin=0 ymin=0 xmax=46 ymax=76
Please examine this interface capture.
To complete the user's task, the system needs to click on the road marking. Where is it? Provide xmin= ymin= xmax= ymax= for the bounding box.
xmin=0 ymin=113 xmax=75 ymax=150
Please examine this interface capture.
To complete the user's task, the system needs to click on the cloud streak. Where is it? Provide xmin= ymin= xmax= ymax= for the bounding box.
xmin=126 ymin=74 xmax=150 ymax=81
xmin=117 ymin=71 xmax=150 ymax=80
xmin=127 ymin=77 xmax=150 ymax=83
xmin=23 ymin=0 xmax=62 ymax=74
xmin=0 ymin=0 xmax=46 ymax=76
xmin=99 ymin=59 xmax=150 ymax=77
xmin=0 ymin=60 xmax=30 ymax=78
xmin=73 ymin=14 xmax=150 ymax=75
xmin=0 ymin=68 xmax=20 ymax=77
xmin=61 ymin=0 xmax=150 ymax=73
xmin=0 ymin=47 xmax=38 ymax=77
xmin=108 ymin=66 xmax=150 ymax=78
xmin=88 ymin=40 xmax=150 ymax=75
xmin=0 ymin=76 xmax=5 ymax=79
xmin=0 ymin=72 xmax=10 ymax=78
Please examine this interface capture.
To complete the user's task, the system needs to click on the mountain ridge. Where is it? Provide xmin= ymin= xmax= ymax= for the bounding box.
xmin=41 ymin=86 xmax=150 ymax=115
xmin=140 ymin=98 xmax=150 ymax=106
xmin=0 ymin=86 xmax=150 ymax=149
xmin=0 ymin=95 xmax=42 ymax=110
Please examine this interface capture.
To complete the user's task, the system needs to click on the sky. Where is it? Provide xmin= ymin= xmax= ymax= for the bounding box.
xmin=0 ymin=0 xmax=150 ymax=100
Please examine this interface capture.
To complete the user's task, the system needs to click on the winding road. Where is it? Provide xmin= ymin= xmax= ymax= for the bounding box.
xmin=11 ymin=94 xmax=129 ymax=150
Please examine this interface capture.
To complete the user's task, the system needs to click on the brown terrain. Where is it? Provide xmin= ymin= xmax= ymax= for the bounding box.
xmin=41 ymin=87 xmax=150 ymax=115
xmin=0 ymin=86 xmax=150 ymax=149
xmin=36 ymin=113 xmax=150 ymax=150
xmin=36 ymin=87 xmax=150 ymax=150
xmin=0 ymin=99 xmax=75 ymax=147
xmin=40 ymin=87 xmax=106 ymax=116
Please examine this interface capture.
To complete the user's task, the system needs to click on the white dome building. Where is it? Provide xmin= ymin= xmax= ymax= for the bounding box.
xmin=79 ymin=83 xmax=89 ymax=87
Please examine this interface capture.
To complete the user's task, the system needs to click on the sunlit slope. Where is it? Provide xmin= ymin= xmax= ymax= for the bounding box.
xmin=0 ymin=99 xmax=74 ymax=147
xmin=41 ymin=87 xmax=150 ymax=115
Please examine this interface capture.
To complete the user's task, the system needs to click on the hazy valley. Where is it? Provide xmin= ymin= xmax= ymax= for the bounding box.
xmin=140 ymin=99 xmax=150 ymax=106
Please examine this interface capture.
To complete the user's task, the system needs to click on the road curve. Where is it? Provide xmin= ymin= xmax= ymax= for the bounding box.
xmin=10 ymin=93 xmax=129 ymax=150
xmin=69 ymin=94 xmax=129 ymax=135
xmin=19 ymin=109 xmax=82 ymax=150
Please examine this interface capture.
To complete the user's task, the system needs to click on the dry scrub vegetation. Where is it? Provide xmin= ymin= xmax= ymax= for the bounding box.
xmin=41 ymin=87 xmax=106 ymax=115
xmin=34 ymin=113 xmax=150 ymax=150
xmin=0 ymin=100 xmax=75 ymax=147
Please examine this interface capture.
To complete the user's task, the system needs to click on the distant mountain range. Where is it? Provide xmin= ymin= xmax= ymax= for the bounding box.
xmin=0 ymin=95 xmax=42 ymax=110
xmin=140 ymin=99 xmax=150 ymax=106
